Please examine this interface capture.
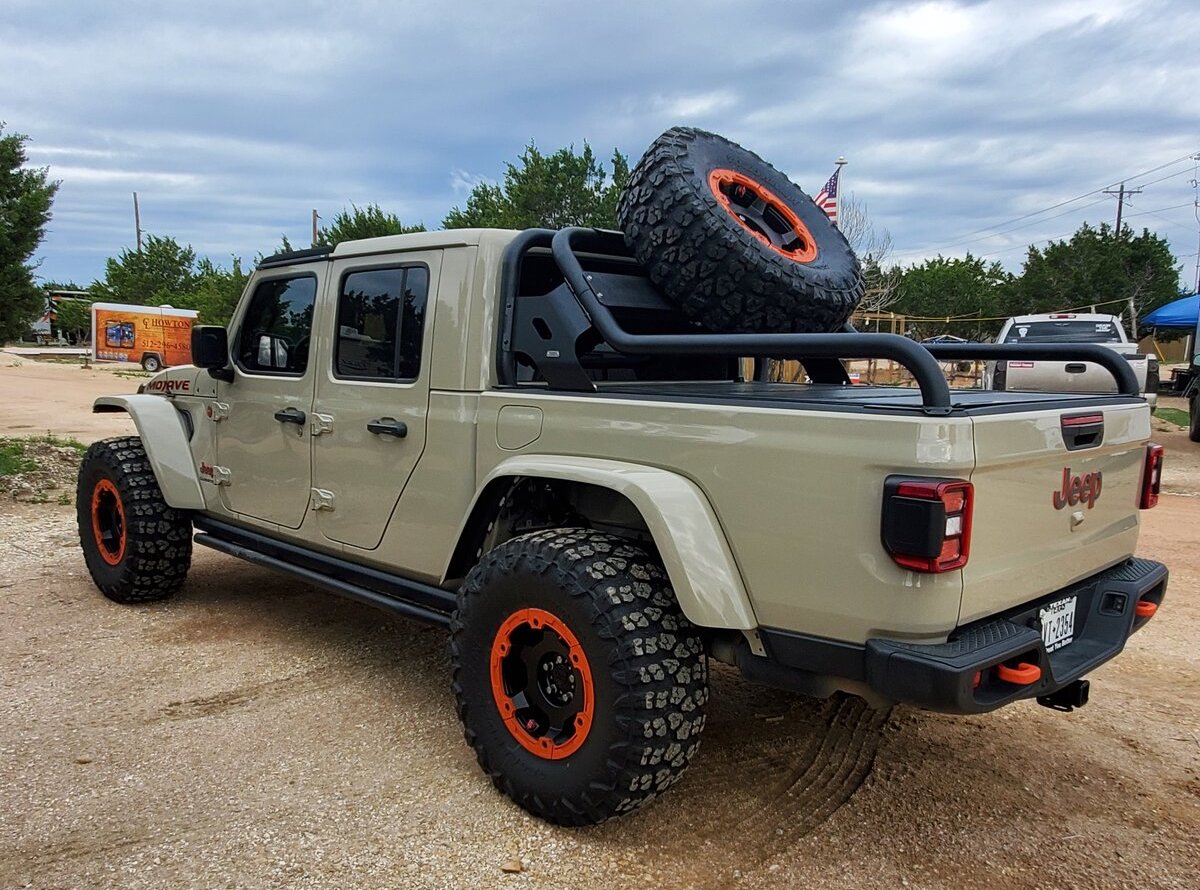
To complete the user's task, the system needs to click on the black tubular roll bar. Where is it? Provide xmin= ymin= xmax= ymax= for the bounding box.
xmin=505 ymin=227 xmax=1140 ymax=416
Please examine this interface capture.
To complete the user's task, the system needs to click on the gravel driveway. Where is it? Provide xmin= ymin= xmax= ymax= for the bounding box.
xmin=1 ymin=360 xmax=1197 ymax=889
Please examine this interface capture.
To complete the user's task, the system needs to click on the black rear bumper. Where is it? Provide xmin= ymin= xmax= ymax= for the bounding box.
xmin=755 ymin=557 xmax=1167 ymax=715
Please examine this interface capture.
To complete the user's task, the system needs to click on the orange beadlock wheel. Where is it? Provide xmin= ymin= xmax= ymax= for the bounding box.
xmin=708 ymin=168 xmax=819 ymax=263
xmin=489 ymin=607 xmax=595 ymax=760
xmin=90 ymin=478 xmax=127 ymax=566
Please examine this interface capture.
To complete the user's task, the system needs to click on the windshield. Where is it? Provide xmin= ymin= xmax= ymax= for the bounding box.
xmin=1003 ymin=320 xmax=1122 ymax=344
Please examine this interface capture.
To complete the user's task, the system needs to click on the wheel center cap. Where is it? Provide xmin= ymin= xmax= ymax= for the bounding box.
xmin=538 ymin=653 xmax=575 ymax=706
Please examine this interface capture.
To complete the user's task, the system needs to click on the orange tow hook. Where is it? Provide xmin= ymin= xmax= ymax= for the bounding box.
xmin=1135 ymin=599 xmax=1158 ymax=619
xmin=997 ymin=662 xmax=1041 ymax=685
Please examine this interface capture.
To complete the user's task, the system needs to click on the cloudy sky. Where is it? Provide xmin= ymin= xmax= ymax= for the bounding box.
xmin=4 ymin=0 xmax=1199 ymax=291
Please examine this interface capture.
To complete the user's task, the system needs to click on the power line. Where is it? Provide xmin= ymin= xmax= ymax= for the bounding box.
xmin=892 ymin=149 xmax=1200 ymax=261
xmin=1126 ymin=166 xmax=1195 ymax=190
xmin=891 ymin=197 xmax=1111 ymax=262
xmin=1124 ymin=200 xmax=1196 ymax=218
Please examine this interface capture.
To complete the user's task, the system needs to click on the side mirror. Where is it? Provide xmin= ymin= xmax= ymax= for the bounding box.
xmin=191 ymin=325 xmax=233 ymax=382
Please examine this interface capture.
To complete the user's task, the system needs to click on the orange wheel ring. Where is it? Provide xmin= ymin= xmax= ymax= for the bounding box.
xmin=489 ymin=607 xmax=594 ymax=760
xmin=708 ymin=168 xmax=819 ymax=263
xmin=91 ymin=478 xmax=127 ymax=566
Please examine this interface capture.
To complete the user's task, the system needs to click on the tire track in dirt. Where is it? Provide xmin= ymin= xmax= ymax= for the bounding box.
xmin=153 ymin=667 xmax=346 ymax=722
xmin=625 ymin=681 xmax=891 ymax=889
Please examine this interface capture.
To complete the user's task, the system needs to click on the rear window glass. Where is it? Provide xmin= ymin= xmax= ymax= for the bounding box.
xmin=334 ymin=265 xmax=429 ymax=380
xmin=1003 ymin=321 xmax=1122 ymax=344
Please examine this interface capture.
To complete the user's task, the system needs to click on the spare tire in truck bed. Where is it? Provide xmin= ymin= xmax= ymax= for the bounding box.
xmin=617 ymin=127 xmax=864 ymax=334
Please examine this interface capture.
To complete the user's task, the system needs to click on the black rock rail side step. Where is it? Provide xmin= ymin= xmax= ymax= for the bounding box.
xmin=193 ymin=516 xmax=455 ymax=626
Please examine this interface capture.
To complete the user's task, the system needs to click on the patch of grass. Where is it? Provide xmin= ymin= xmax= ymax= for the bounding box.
xmin=1155 ymin=406 xmax=1190 ymax=428
xmin=0 ymin=435 xmax=87 ymax=504
xmin=13 ymin=433 xmax=88 ymax=454
xmin=22 ymin=432 xmax=88 ymax=453
xmin=0 ymin=440 xmax=37 ymax=476
xmin=113 ymin=370 xmax=152 ymax=379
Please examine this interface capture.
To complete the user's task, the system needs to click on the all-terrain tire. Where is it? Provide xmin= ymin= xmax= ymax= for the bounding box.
xmin=450 ymin=528 xmax=708 ymax=825
xmin=618 ymin=126 xmax=863 ymax=334
xmin=76 ymin=436 xmax=192 ymax=604
xmin=1190 ymin=396 xmax=1200 ymax=443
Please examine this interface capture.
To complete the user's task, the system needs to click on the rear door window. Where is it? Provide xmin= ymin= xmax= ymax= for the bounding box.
xmin=334 ymin=266 xmax=429 ymax=381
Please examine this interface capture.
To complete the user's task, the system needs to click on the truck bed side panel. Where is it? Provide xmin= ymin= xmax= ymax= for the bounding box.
xmin=475 ymin=391 xmax=971 ymax=645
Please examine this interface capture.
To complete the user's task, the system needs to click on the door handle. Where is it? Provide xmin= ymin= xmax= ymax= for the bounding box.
xmin=1065 ymin=363 xmax=1088 ymax=374
xmin=274 ymin=407 xmax=307 ymax=425
xmin=367 ymin=418 xmax=408 ymax=438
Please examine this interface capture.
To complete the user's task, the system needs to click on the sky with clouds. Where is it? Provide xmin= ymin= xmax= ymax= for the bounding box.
xmin=4 ymin=0 xmax=1199 ymax=291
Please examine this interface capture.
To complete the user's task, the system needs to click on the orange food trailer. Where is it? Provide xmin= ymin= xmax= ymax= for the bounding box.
xmin=90 ymin=303 xmax=198 ymax=372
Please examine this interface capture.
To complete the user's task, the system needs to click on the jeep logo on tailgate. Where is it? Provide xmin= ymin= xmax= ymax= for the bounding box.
xmin=1053 ymin=468 xmax=1102 ymax=510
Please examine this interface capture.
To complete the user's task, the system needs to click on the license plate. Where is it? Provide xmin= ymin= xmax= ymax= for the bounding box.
xmin=1040 ymin=595 xmax=1077 ymax=652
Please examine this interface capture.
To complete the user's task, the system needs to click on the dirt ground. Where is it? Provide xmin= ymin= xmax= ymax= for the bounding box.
xmin=0 ymin=359 xmax=1197 ymax=889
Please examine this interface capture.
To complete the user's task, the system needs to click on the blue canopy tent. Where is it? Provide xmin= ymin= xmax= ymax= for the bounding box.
xmin=1142 ymin=294 xmax=1200 ymax=394
xmin=1143 ymin=294 xmax=1200 ymax=328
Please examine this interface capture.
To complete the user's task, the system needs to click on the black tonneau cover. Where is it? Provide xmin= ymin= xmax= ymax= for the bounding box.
xmin=593 ymin=381 xmax=1145 ymax=416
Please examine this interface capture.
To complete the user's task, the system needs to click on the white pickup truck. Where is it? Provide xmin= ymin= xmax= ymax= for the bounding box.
xmin=986 ymin=313 xmax=1159 ymax=408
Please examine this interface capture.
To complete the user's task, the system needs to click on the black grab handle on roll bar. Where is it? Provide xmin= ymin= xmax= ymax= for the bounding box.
xmin=548 ymin=227 xmax=1141 ymax=414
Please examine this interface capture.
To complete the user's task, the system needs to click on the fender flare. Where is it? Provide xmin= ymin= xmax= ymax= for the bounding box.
xmin=448 ymin=455 xmax=757 ymax=631
xmin=93 ymin=395 xmax=206 ymax=509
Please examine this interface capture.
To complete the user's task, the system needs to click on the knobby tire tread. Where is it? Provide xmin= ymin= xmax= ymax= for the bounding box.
xmin=77 ymin=436 xmax=192 ymax=604
xmin=449 ymin=528 xmax=708 ymax=825
xmin=618 ymin=126 xmax=863 ymax=334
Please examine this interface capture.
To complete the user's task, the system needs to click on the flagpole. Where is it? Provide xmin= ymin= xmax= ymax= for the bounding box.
xmin=834 ymin=156 xmax=847 ymax=229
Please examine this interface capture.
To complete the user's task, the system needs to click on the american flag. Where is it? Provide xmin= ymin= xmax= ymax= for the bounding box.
xmin=812 ymin=166 xmax=840 ymax=225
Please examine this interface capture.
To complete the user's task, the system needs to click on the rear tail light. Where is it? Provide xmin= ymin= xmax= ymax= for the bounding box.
xmin=881 ymin=477 xmax=974 ymax=573
xmin=1139 ymin=443 xmax=1164 ymax=509
xmin=1146 ymin=357 xmax=1160 ymax=393
xmin=992 ymin=361 xmax=1008 ymax=389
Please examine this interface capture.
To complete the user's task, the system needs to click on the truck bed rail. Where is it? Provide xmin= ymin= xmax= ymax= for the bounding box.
xmin=501 ymin=227 xmax=1140 ymax=415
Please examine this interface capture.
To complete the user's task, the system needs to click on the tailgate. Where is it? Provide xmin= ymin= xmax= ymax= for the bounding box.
xmin=960 ymin=402 xmax=1151 ymax=625
xmin=1001 ymin=359 xmax=1141 ymax=395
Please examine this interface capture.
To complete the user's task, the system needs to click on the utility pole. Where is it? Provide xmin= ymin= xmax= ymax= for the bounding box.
xmin=1103 ymin=181 xmax=1144 ymax=333
xmin=133 ymin=192 xmax=143 ymax=252
xmin=311 ymin=209 xmax=320 ymax=247
xmin=1194 ymin=199 xmax=1200 ymax=294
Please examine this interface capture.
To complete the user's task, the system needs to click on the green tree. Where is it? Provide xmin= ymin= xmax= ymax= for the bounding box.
xmin=892 ymin=254 xmax=1013 ymax=340
xmin=40 ymin=279 xmax=87 ymax=292
xmin=187 ymin=256 xmax=249 ymax=326
xmin=92 ymin=234 xmax=197 ymax=306
xmin=317 ymin=203 xmax=424 ymax=246
xmin=0 ymin=124 xmax=60 ymax=341
xmin=443 ymin=142 xmax=630 ymax=230
xmin=1013 ymin=222 xmax=1179 ymax=333
xmin=273 ymin=202 xmax=424 ymax=255
xmin=50 ymin=295 xmax=92 ymax=343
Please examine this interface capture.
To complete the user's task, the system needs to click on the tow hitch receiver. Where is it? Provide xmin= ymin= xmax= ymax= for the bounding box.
xmin=1037 ymin=679 xmax=1090 ymax=712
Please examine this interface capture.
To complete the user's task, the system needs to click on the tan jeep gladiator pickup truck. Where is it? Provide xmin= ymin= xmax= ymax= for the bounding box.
xmin=75 ymin=129 xmax=1167 ymax=825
